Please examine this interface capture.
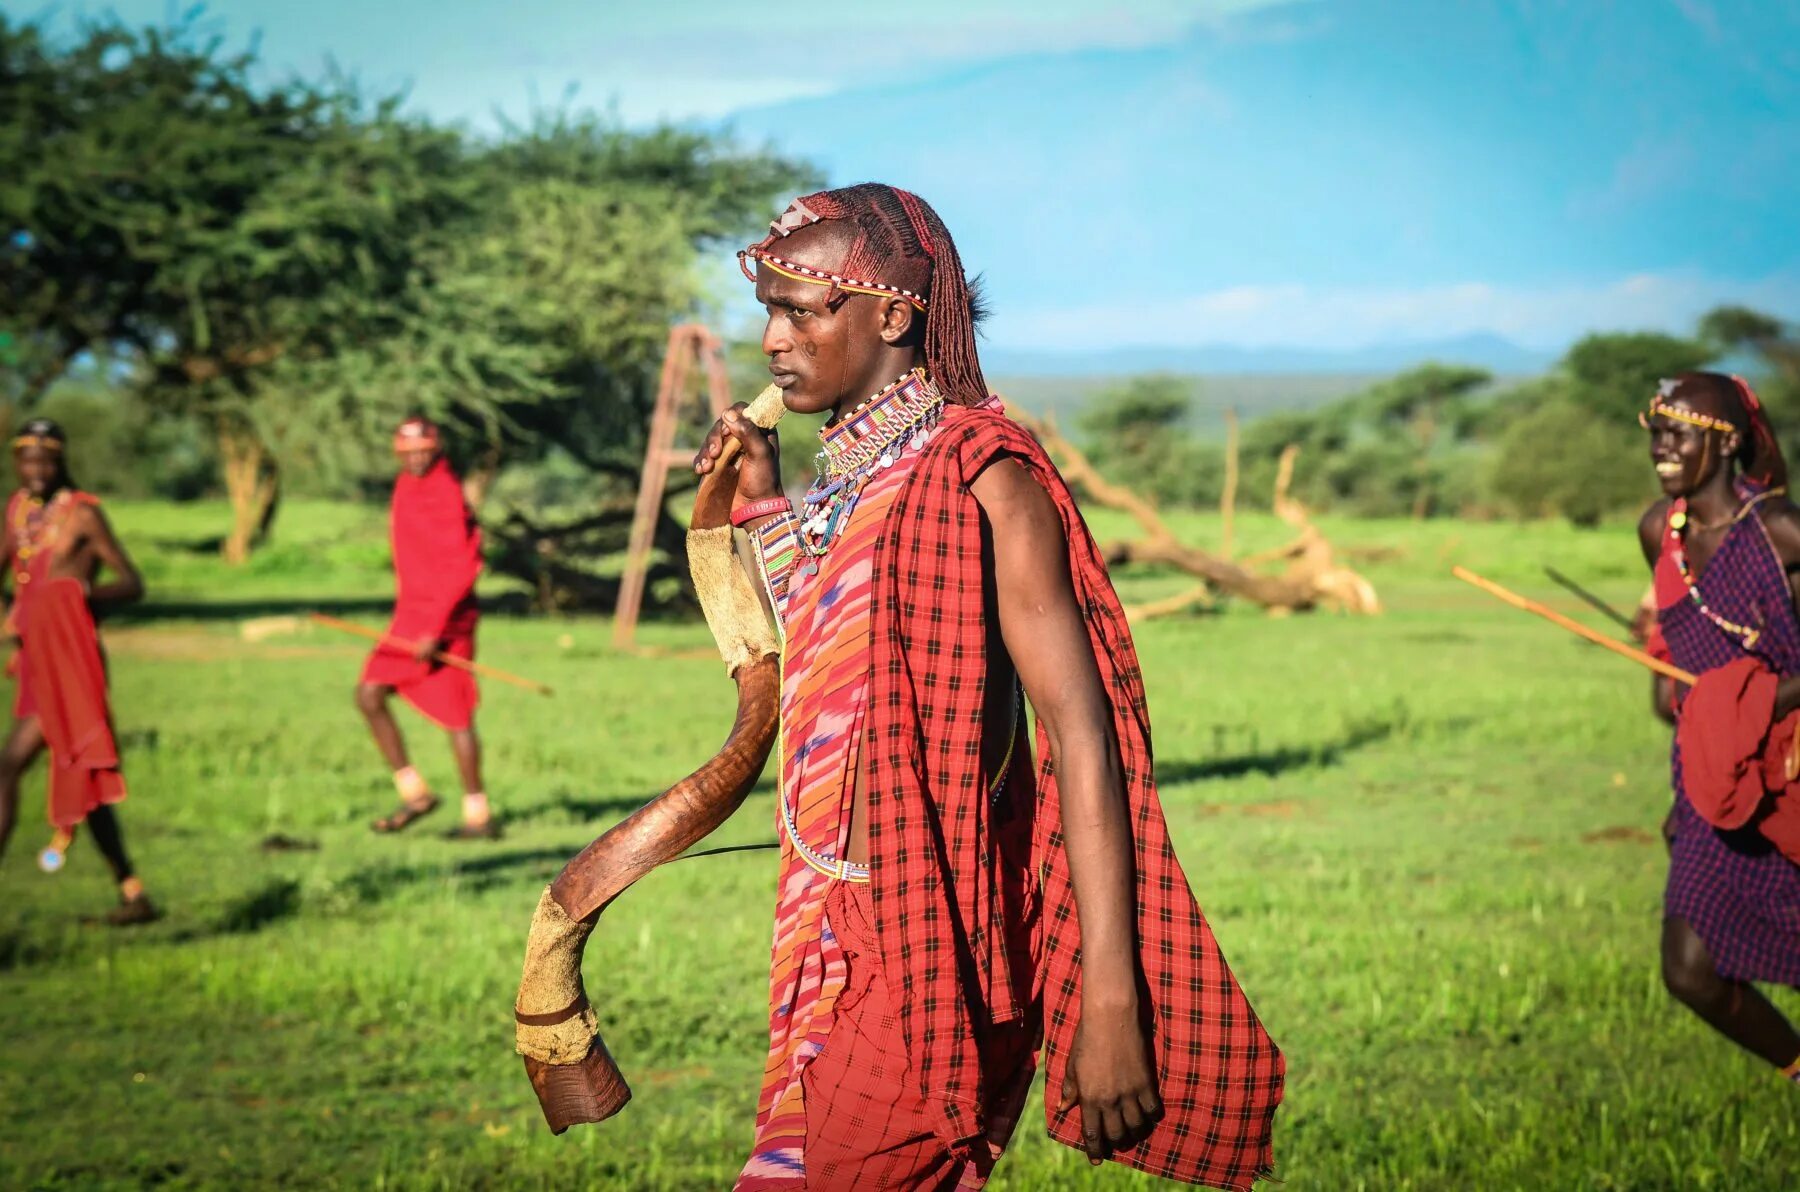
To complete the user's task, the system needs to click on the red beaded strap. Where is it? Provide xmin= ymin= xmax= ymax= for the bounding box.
xmin=730 ymin=497 xmax=793 ymax=527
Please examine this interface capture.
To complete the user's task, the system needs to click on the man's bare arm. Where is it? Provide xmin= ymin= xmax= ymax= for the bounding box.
xmin=78 ymin=505 xmax=144 ymax=608
xmin=971 ymin=457 xmax=1158 ymax=1162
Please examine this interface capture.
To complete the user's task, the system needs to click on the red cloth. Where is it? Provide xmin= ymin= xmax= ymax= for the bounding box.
xmin=866 ymin=405 xmax=1283 ymax=1188
xmin=359 ymin=458 xmax=482 ymax=730
xmin=5 ymin=489 xmax=126 ymax=827
xmin=20 ymin=577 xmax=127 ymax=827
xmin=800 ymin=882 xmax=1034 ymax=1191
xmin=1677 ymin=655 xmax=1800 ymax=863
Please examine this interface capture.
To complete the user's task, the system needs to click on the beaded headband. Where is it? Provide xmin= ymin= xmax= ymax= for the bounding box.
xmin=1639 ymin=378 xmax=1738 ymax=434
xmin=738 ymin=247 xmax=929 ymax=311
xmin=11 ymin=434 xmax=63 ymax=453
xmin=392 ymin=422 xmax=440 ymax=453
xmin=1639 ymin=402 xmax=1737 ymax=434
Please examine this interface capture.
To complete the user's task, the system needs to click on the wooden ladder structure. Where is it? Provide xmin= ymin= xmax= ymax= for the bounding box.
xmin=612 ymin=324 xmax=735 ymax=650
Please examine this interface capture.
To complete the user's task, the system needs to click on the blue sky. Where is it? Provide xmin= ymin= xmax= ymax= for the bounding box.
xmin=27 ymin=0 xmax=1800 ymax=359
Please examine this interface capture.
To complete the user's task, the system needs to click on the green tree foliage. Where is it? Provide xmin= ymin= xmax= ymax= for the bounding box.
xmin=1699 ymin=305 xmax=1800 ymax=462
xmin=1 ymin=12 xmax=814 ymax=568
xmin=1484 ymin=331 xmax=1708 ymax=523
xmin=1487 ymin=399 xmax=1648 ymax=526
xmin=1557 ymin=331 xmax=1713 ymax=422
xmin=350 ymin=113 xmax=817 ymax=505
xmin=1076 ymin=375 xmax=1222 ymax=508
xmin=1232 ymin=364 xmax=1490 ymax=518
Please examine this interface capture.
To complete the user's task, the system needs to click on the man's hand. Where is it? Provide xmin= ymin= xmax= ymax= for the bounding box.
xmin=412 ymin=636 xmax=442 ymax=663
xmin=693 ymin=403 xmax=781 ymax=507
xmin=1059 ymin=1000 xmax=1162 ymax=1164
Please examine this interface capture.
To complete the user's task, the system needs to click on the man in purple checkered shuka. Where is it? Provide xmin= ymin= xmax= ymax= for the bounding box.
xmin=1637 ymin=371 xmax=1800 ymax=1088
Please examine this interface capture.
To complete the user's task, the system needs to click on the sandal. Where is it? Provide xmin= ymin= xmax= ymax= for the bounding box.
xmin=447 ymin=818 xmax=503 ymax=841
xmin=372 ymin=795 xmax=441 ymax=833
xmin=96 ymin=894 xmax=160 ymax=927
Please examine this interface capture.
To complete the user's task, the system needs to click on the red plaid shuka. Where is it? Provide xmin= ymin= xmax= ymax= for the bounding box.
xmin=866 ymin=404 xmax=1285 ymax=1188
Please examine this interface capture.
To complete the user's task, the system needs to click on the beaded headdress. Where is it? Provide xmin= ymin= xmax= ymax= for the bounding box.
xmin=1639 ymin=378 xmax=1736 ymax=434
xmin=392 ymin=417 xmax=440 ymax=454
xmin=11 ymin=418 xmax=64 ymax=454
xmin=738 ymin=183 xmax=990 ymax=407
xmin=1639 ymin=373 xmax=1785 ymax=489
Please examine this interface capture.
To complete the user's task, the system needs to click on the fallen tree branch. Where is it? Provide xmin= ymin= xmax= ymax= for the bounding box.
xmin=1012 ymin=408 xmax=1379 ymax=617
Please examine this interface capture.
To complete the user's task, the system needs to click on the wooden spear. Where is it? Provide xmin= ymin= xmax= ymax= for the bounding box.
xmin=307 ymin=612 xmax=555 ymax=697
xmin=1452 ymin=566 xmax=1696 ymax=685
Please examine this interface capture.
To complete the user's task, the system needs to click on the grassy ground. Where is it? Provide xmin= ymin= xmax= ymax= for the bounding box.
xmin=3 ymin=499 xmax=1797 ymax=1190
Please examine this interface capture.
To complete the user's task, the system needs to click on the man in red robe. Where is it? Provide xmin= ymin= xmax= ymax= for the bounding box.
xmin=0 ymin=419 xmax=156 ymax=924
xmin=698 ymin=185 xmax=1282 ymax=1188
xmin=357 ymin=416 xmax=496 ymax=838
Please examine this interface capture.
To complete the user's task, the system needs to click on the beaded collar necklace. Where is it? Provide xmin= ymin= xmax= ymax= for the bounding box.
xmin=11 ymin=489 xmax=73 ymax=582
xmin=1665 ymin=488 xmax=1787 ymax=649
xmin=778 ymin=687 xmax=1022 ymax=884
xmin=796 ymin=369 xmax=944 ymax=570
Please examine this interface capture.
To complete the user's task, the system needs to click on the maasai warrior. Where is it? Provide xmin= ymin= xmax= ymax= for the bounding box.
xmin=357 ymin=416 xmax=497 ymax=839
xmin=1638 ymin=372 xmax=1800 ymax=1086
xmin=0 ymin=419 xmax=156 ymax=924
xmin=695 ymin=184 xmax=1283 ymax=1189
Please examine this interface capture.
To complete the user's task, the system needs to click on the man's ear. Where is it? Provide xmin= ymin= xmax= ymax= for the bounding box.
xmin=879 ymin=296 xmax=918 ymax=345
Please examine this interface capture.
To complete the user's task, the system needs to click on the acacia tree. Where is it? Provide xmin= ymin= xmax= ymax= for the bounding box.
xmin=1486 ymin=331 xmax=1711 ymax=524
xmin=1359 ymin=364 xmax=1490 ymax=518
xmin=1 ymin=14 xmax=479 ymax=560
xmin=1700 ymin=305 xmax=1800 ymax=459
xmin=4 ymin=14 xmax=812 ymax=570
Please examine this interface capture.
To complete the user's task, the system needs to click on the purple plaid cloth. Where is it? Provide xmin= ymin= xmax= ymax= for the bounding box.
xmin=1661 ymin=498 xmax=1800 ymax=985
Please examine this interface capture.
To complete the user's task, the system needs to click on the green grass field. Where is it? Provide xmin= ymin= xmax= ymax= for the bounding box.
xmin=4 ymin=499 xmax=1797 ymax=1190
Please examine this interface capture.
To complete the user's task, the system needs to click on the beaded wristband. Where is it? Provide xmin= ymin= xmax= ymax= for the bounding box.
xmin=731 ymin=496 xmax=793 ymax=527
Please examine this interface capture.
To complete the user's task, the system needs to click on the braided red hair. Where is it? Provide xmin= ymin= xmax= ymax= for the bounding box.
xmin=745 ymin=184 xmax=990 ymax=406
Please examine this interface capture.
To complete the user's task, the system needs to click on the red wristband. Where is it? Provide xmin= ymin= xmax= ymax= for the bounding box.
xmin=731 ymin=497 xmax=792 ymax=527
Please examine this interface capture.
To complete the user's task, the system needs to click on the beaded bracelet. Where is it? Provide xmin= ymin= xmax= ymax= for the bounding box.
xmin=730 ymin=496 xmax=793 ymax=527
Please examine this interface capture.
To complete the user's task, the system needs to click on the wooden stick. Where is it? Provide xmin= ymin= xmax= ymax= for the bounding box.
xmin=1542 ymin=565 xmax=1635 ymax=632
xmin=1451 ymin=566 xmax=1696 ymax=684
xmin=307 ymin=612 xmax=555 ymax=696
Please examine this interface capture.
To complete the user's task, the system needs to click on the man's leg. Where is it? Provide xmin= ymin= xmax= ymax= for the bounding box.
xmin=356 ymin=683 xmax=436 ymax=830
xmin=86 ymin=804 xmax=156 ymax=925
xmin=0 ymin=716 xmax=46 ymax=862
xmin=448 ymin=721 xmax=496 ymax=837
xmin=1662 ymin=916 xmax=1800 ymax=1080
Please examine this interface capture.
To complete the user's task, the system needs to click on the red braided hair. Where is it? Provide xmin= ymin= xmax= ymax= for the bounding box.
xmin=744 ymin=183 xmax=991 ymax=406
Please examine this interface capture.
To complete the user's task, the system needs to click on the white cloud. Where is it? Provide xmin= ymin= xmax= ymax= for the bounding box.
xmin=986 ymin=272 xmax=1800 ymax=352
xmin=1567 ymin=133 xmax=1699 ymax=218
xmin=575 ymin=0 xmax=1306 ymax=123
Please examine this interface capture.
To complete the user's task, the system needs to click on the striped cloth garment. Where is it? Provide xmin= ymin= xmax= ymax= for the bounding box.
xmin=1657 ymin=486 xmax=1800 ymax=986
xmin=735 ymin=421 xmax=931 ymax=1189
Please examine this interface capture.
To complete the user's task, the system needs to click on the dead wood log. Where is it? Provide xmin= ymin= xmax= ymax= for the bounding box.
xmin=1011 ymin=410 xmax=1379 ymax=617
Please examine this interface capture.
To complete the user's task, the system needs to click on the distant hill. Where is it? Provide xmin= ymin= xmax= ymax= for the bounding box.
xmin=992 ymin=373 xmax=1390 ymax=433
xmin=988 ymin=333 xmax=1550 ymax=435
xmin=981 ymin=333 xmax=1554 ymax=378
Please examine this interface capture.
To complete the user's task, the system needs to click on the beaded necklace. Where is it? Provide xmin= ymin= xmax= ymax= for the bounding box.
xmin=1666 ymin=488 xmax=1787 ymax=649
xmin=10 ymin=489 xmax=73 ymax=585
xmin=796 ymin=369 xmax=944 ymax=575
xmin=778 ymin=683 xmax=1022 ymax=884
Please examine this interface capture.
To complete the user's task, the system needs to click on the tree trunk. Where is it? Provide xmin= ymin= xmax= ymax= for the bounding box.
xmin=1220 ymin=408 xmax=1239 ymax=558
xmin=218 ymin=423 xmax=279 ymax=565
xmin=1411 ymin=404 xmax=1438 ymax=521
